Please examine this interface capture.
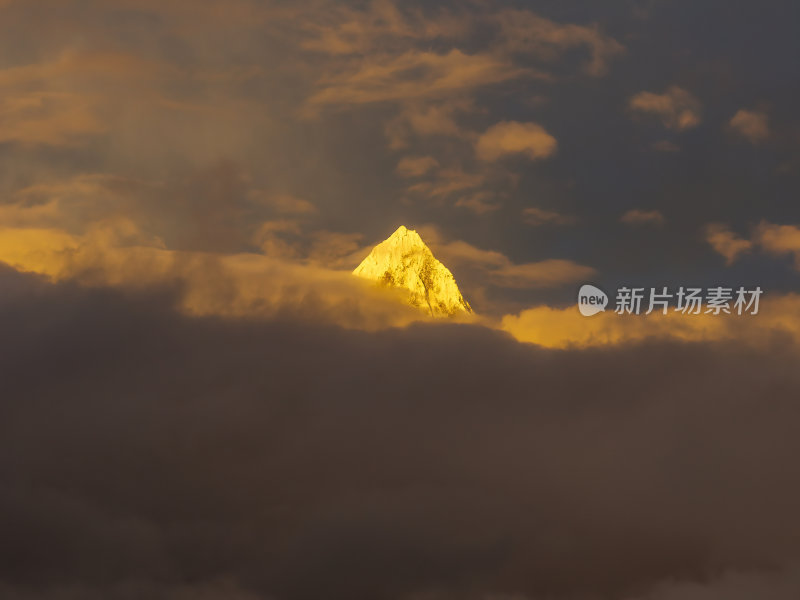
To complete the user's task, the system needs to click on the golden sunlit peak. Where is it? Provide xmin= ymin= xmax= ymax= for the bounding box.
xmin=353 ymin=225 xmax=472 ymax=317
xmin=387 ymin=224 xmax=422 ymax=244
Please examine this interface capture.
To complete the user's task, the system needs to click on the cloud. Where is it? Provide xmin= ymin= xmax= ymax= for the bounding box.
xmin=475 ymin=121 xmax=557 ymax=162
xmin=629 ymin=86 xmax=702 ymax=131
xmin=754 ymin=221 xmax=800 ymax=268
xmin=621 ymin=209 xmax=665 ymax=226
xmin=403 ymin=160 xmax=518 ymax=214
xmin=385 ymin=100 xmax=475 ymax=148
xmin=522 ymin=207 xmax=576 ymax=226
xmin=729 ymin=108 xmax=770 ymax=144
xmin=454 ymin=192 xmax=502 ymax=215
xmin=0 ymin=165 xmax=581 ymax=323
xmin=503 ymin=303 xmax=719 ymax=349
xmin=502 ymin=292 xmax=800 ymax=349
xmin=299 ymin=0 xmax=467 ymax=56
xmin=0 ymin=174 xmax=139 ymax=230
xmin=0 ymin=221 xmax=430 ymax=330
xmin=0 ymin=91 xmax=107 ymax=146
xmin=2 ymin=267 xmax=800 ymax=599
xmin=384 ymin=99 xmax=477 ymax=154
xmin=307 ymin=230 xmax=368 ymax=268
xmin=407 ymin=168 xmax=489 ymax=199
xmin=627 ymin=565 xmax=800 ymax=600
xmin=300 ymin=1 xmax=623 ymax=81
xmin=0 ymin=50 xmax=159 ymax=88
xmin=0 ymin=26 xmax=281 ymax=162
xmin=396 ymin=156 xmax=439 ymax=178
xmin=0 ymin=163 xmax=307 ymax=256
xmin=488 ymin=259 xmax=595 ymax=289
xmin=704 ymin=221 xmax=800 ymax=269
xmin=305 ymin=49 xmax=530 ymax=113
xmin=0 ymin=51 xmax=164 ymax=146
xmin=420 ymin=231 xmax=595 ymax=291
xmin=705 ymin=223 xmax=753 ymax=265
xmin=246 ymin=191 xmax=318 ymax=215
xmin=301 ymin=3 xmax=622 ymax=115
xmin=493 ymin=9 xmax=625 ymax=76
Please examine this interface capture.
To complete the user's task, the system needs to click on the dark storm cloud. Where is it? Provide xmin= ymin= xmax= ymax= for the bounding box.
xmin=2 ymin=267 xmax=800 ymax=600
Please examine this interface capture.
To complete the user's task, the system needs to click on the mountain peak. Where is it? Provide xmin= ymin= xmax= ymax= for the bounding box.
xmin=353 ymin=226 xmax=472 ymax=317
xmin=383 ymin=225 xmax=425 ymax=251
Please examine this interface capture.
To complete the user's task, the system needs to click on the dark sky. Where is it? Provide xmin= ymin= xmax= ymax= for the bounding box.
xmin=1 ymin=1 xmax=800 ymax=598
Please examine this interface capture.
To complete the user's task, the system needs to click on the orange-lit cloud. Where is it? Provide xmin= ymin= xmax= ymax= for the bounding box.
xmin=419 ymin=230 xmax=595 ymax=290
xmin=629 ymin=86 xmax=702 ymax=131
xmin=729 ymin=108 xmax=770 ymax=144
xmin=0 ymin=51 xmax=165 ymax=146
xmin=0 ymin=223 xmax=429 ymax=330
xmin=0 ymin=51 xmax=159 ymax=88
xmin=246 ymin=191 xmax=318 ymax=215
xmin=705 ymin=223 xmax=753 ymax=264
xmin=754 ymin=221 xmax=800 ymax=268
xmin=493 ymin=9 xmax=624 ymax=76
xmin=502 ymin=294 xmax=800 ymax=349
xmin=299 ymin=0 xmax=467 ymax=56
xmin=0 ymin=92 xmax=106 ymax=146
xmin=0 ymin=172 xmax=428 ymax=331
xmin=407 ymin=168 xmax=491 ymax=199
xmin=402 ymin=154 xmax=518 ymax=213
xmin=475 ymin=121 xmax=558 ymax=162
xmin=489 ymin=259 xmax=595 ymax=289
xmin=385 ymin=100 xmax=475 ymax=148
xmin=454 ymin=191 xmax=502 ymax=215
xmin=396 ymin=156 xmax=439 ymax=178
xmin=307 ymin=230 xmax=369 ymax=268
xmin=523 ymin=207 xmax=576 ymax=226
xmin=301 ymin=2 xmax=622 ymax=117
xmin=305 ymin=49 xmax=530 ymax=112
xmin=2 ymin=211 xmax=799 ymax=352
xmin=705 ymin=221 xmax=800 ymax=268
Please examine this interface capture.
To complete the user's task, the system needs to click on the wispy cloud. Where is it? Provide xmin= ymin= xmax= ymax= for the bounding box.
xmin=493 ymin=8 xmax=625 ymax=76
xmin=421 ymin=230 xmax=595 ymax=290
xmin=396 ymin=156 xmax=439 ymax=177
xmin=301 ymin=2 xmax=622 ymax=115
xmin=629 ymin=86 xmax=701 ymax=131
xmin=304 ymin=49 xmax=531 ymax=113
xmin=523 ymin=207 xmax=576 ymax=226
xmin=454 ymin=191 xmax=502 ymax=215
xmin=384 ymin=99 xmax=475 ymax=148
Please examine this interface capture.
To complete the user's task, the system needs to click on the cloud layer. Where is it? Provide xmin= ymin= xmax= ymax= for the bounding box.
xmin=2 ymin=268 xmax=800 ymax=599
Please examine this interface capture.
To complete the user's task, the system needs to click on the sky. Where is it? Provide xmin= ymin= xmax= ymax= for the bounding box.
xmin=1 ymin=0 xmax=800 ymax=598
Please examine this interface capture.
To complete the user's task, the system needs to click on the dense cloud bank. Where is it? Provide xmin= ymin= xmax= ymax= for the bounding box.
xmin=1 ymin=267 xmax=800 ymax=599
